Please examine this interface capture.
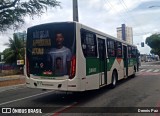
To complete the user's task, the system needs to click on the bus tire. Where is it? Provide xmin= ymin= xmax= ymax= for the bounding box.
xmin=111 ymin=70 xmax=117 ymax=88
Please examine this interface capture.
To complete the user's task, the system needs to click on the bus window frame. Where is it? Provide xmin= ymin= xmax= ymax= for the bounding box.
xmin=116 ymin=41 xmax=122 ymax=58
xmin=131 ymin=47 xmax=137 ymax=58
xmin=128 ymin=46 xmax=132 ymax=58
xmin=107 ymin=38 xmax=116 ymax=58
xmin=80 ymin=29 xmax=97 ymax=58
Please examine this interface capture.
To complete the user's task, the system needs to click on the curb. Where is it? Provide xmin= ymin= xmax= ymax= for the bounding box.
xmin=0 ymin=77 xmax=25 ymax=87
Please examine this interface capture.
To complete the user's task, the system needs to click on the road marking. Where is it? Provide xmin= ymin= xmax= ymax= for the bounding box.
xmin=153 ymin=69 xmax=160 ymax=73
xmin=42 ymin=102 xmax=78 ymax=116
xmin=141 ymin=65 xmax=160 ymax=67
xmin=0 ymin=90 xmax=54 ymax=106
xmin=140 ymin=69 xmax=147 ymax=72
xmin=141 ymin=65 xmax=150 ymax=66
xmin=52 ymin=102 xmax=78 ymax=116
xmin=146 ymin=69 xmax=153 ymax=72
xmin=139 ymin=72 xmax=160 ymax=76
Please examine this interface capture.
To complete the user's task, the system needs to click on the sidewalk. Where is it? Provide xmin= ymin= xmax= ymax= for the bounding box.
xmin=0 ymin=75 xmax=25 ymax=87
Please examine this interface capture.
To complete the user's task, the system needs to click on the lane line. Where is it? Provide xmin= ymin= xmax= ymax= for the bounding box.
xmin=146 ymin=69 xmax=153 ymax=72
xmin=42 ymin=102 xmax=78 ymax=116
xmin=153 ymin=69 xmax=160 ymax=73
xmin=141 ymin=65 xmax=149 ymax=66
xmin=141 ymin=65 xmax=160 ymax=67
xmin=52 ymin=102 xmax=78 ymax=116
xmin=139 ymin=69 xmax=147 ymax=72
xmin=0 ymin=90 xmax=54 ymax=106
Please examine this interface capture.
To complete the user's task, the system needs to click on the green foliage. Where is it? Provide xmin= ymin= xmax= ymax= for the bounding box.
xmin=150 ymin=48 xmax=160 ymax=56
xmin=3 ymin=33 xmax=24 ymax=64
xmin=145 ymin=33 xmax=160 ymax=56
xmin=0 ymin=0 xmax=60 ymax=31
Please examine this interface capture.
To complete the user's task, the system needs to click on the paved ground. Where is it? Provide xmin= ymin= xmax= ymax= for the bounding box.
xmin=0 ymin=61 xmax=160 ymax=116
xmin=138 ymin=61 xmax=160 ymax=76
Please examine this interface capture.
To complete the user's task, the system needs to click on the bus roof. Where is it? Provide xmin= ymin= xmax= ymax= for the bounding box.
xmin=79 ymin=22 xmax=136 ymax=47
xmin=27 ymin=21 xmax=137 ymax=48
xmin=27 ymin=21 xmax=75 ymax=30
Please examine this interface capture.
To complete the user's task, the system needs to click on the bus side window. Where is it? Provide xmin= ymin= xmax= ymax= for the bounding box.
xmin=116 ymin=42 xmax=122 ymax=58
xmin=81 ymin=30 xmax=87 ymax=56
xmin=128 ymin=46 xmax=132 ymax=58
xmin=107 ymin=39 xmax=116 ymax=57
xmin=131 ymin=47 xmax=136 ymax=58
xmin=81 ymin=29 xmax=97 ymax=57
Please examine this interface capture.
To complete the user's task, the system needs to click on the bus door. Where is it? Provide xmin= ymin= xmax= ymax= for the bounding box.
xmin=123 ymin=45 xmax=128 ymax=77
xmin=97 ymin=37 xmax=107 ymax=86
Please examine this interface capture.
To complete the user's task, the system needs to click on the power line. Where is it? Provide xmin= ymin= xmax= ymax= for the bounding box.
xmin=119 ymin=0 xmax=130 ymax=18
xmin=121 ymin=0 xmax=128 ymax=9
xmin=104 ymin=0 xmax=127 ymax=23
xmin=119 ymin=0 xmax=147 ymax=36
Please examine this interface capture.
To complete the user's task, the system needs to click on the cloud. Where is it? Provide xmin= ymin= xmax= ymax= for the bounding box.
xmin=0 ymin=34 xmax=11 ymax=52
xmin=0 ymin=0 xmax=160 ymax=55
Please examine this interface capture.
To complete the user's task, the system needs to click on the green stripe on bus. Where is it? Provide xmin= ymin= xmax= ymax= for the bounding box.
xmin=107 ymin=57 xmax=116 ymax=71
xmin=86 ymin=57 xmax=116 ymax=76
xmin=86 ymin=58 xmax=100 ymax=76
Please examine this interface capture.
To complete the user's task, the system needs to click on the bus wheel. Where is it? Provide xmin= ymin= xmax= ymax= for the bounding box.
xmin=111 ymin=70 xmax=117 ymax=88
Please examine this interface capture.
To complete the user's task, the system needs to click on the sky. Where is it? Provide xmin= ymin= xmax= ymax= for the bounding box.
xmin=0 ymin=0 xmax=160 ymax=54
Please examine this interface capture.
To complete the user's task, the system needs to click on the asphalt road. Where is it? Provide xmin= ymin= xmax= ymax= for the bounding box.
xmin=0 ymin=61 xmax=160 ymax=116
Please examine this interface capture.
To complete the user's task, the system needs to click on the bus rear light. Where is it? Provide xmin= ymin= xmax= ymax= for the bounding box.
xmin=69 ymin=56 xmax=76 ymax=79
xmin=26 ymin=57 xmax=30 ymax=77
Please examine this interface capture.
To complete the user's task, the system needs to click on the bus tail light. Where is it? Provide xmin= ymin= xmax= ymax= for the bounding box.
xmin=69 ymin=56 xmax=76 ymax=79
xmin=26 ymin=57 xmax=30 ymax=77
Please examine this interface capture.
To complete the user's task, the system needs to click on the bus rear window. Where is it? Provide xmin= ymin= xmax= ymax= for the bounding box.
xmin=26 ymin=23 xmax=76 ymax=77
xmin=107 ymin=39 xmax=116 ymax=57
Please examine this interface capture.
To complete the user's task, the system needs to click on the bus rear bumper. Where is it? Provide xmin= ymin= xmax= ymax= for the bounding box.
xmin=25 ymin=77 xmax=82 ymax=92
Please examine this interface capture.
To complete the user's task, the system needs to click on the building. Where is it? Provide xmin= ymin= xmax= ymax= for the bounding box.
xmin=14 ymin=31 xmax=27 ymax=47
xmin=14 ymin=31 xmax=27 ymax=41
xmin=117 ymin=24 xmax=133 ymax=44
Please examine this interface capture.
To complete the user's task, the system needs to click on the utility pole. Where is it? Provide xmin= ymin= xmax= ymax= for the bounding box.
xmin=73 ymin=0 xmax=79 ymax=22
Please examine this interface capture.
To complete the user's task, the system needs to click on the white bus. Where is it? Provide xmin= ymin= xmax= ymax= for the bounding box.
xmin=25 ymin=22 xmax=139 ymax=91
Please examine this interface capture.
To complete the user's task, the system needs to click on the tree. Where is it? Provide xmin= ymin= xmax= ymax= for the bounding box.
xmin=0 ymin=0 xmax=60 ymax=32
xmin=145 ymin=33 xmax=160 ymax=57
xmin=3 ymin=33 xmax=24 ymax=64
